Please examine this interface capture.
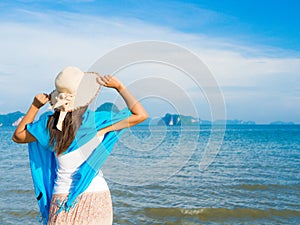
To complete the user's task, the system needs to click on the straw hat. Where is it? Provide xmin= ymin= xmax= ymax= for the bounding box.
xmin=49 ymin=66 xmax=101 ymax=131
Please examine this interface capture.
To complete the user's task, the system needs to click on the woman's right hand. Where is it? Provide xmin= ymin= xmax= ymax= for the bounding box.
xmin=32 ymin=93 xmax=50 ymax=109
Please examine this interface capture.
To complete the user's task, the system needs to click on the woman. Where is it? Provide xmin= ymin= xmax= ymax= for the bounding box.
xmin=12 ymin=66 xmax=148 ymax=225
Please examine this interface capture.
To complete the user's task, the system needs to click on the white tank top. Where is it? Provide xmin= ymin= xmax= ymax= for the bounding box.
xmin=53 ymin=135 xmax=109 ymax=194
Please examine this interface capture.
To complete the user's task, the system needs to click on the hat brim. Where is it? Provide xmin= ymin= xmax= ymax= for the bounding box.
xmin=74 ymin=72 xmax=102 ymax=109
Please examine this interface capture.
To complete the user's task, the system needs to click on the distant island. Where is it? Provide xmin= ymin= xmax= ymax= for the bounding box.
xmin=269 ymin=121 xmax=295 ymax=125
xmin=158 ymin=113 xmax=200 ymax=126
xmin=0 ymin=103 xmax=297 ymax=127
xmin=0 ymin=111 xmax=25 ymax=127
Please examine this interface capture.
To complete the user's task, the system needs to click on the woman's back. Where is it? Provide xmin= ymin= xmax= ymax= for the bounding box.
xmin=53 ymin=134 xmax=109 ymax=194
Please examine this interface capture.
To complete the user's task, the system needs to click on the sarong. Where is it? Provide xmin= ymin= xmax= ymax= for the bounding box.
xmin=48 ymin=190 xmax=113 ymax=225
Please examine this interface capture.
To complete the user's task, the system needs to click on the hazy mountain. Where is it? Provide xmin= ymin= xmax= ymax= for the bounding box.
xmin=0 ymin=111 xmax=25 ymax=127
xmin=96 ymin=102 xmax=119 ymax=113
xmin=214 ymin=119 xmax=256 ymax=125
xmin=0 ymin=105 xmax=298 ymax=127
xmin=269 ymin=121 xmax=295 ymax=125
xmin=158 ymin=113 xmax=200 ymax=126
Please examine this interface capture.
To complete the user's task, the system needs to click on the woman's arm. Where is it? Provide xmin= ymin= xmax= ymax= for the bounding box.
xmin=97 ymin=75 xmax=148 ymax=136
xmin=12 ymin=94 xmax=50 ymax=143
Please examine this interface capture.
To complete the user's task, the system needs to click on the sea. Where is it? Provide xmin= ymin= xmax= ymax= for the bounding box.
xmin=0 ymin=125 xmax=299 ymax=225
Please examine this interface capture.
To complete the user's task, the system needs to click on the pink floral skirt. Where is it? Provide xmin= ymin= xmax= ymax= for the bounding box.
xmin=48 ymin=190 xmax=113 ymax=225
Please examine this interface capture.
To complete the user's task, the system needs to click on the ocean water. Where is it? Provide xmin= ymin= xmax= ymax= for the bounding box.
xmin=0 ymin=125 xmax=299 ymax=224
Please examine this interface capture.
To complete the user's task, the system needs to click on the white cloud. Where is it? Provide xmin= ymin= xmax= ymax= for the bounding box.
xmin=0 ymin=9 xmax=299 ymax=123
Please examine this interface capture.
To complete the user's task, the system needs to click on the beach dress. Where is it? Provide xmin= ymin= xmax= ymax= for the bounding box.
xmin=26 ymin=108 xmax=131 ymax=225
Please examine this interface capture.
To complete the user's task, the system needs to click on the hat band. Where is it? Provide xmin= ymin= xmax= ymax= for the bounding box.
xmin=52 ymin=92 xmax=75 ymax=111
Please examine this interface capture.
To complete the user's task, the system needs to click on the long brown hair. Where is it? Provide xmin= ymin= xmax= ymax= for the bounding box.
xmin=47 ymin=106 xmax=88 ymax=155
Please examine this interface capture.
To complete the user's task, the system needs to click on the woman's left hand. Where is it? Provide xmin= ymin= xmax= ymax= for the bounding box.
xmin=32 ymin=93 xmax=50 ymax=109
xmin=97 ymin=75 xmax=125 ymax=91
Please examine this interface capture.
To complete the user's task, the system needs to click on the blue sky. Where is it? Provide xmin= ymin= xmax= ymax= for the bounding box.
xmin=1 ymin=0 xmax=299 ymax=52
xmin=0 ymin=0 xmax=299 ymax=123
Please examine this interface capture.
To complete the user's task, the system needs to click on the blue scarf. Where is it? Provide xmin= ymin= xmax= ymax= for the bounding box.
xmin=27 ymin=107 xmax=132 ymax=224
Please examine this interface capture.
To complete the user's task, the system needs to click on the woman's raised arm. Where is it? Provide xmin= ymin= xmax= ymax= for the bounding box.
xmin=12 ymin=94 xmax=49 ymax=143
xmin=96 ymin=75 xmax=148 ymax=136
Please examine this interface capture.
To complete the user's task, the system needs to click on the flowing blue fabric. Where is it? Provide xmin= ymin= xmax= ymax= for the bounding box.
xmin=27 ymin=107 xmax=132 ymax=224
